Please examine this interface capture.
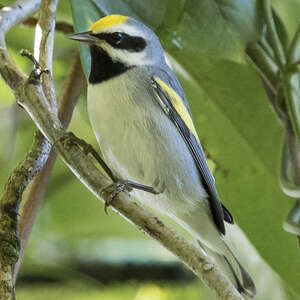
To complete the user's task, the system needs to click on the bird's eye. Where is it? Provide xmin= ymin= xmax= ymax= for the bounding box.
xmin=110 ymin=32 xmax=125 ymax=44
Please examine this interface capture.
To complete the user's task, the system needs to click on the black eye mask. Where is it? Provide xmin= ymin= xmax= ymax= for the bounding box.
xmin=92 ymin=32 xmax=147 ymax=52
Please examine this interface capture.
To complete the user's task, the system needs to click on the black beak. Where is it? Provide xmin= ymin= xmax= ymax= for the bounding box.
xmin=67 ymin=31 xmax=98 ymax=43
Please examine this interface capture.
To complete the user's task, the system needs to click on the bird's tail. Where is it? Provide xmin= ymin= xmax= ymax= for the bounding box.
xmin=197 ymin=240 xmax=256 ymax=298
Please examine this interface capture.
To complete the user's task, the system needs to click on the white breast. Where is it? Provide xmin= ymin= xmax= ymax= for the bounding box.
xmin=88 ymin=72 xmax=158 ymax=182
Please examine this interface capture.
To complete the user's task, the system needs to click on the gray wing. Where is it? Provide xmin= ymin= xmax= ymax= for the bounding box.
xmin=150 ymin=73 xmax=233 ymax=235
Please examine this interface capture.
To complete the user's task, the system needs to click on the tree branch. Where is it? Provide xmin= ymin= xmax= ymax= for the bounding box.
xmin=0 ymin=132 xmax=50 ymax=300
xmin=0 ymin=1 xmax=243 ymax=300
xmin=0 ymin=0 xmax=41 ymax=91
xmin=0 ymin=4 xmax=74 ymax=34
xmin=34 ymin=0 xmax=57 ymax=111
xmin=0 ymin=0 xmax=40 ymax=37
xmin=14 ymin=53 xmax=85 ymax=281
xmin=0 ymin=0 xmax=58 ymax=297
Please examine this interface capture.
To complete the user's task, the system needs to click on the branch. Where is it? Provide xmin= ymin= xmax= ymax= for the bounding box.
xmin=0 ymin=132 xmax=50 ymax=300
xmin=13 ymin=0 xmax=59 ymax=282
xmin=0 ymin=0 xmax=40 ymax=37
xmin=0 ymin=2 xmax=243 ymax=300
xmin=14 ymin=53 xmax=85 ymax=281
xmin=0 ymin=0 xmax=58 ymax=296
xmin=0 ymin=4 xmax=74 ymax=34
xmin=34 ymin=0 xmax=58 ymax=111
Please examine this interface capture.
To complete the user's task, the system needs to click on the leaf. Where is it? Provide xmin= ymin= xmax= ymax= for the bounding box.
xmin=214 ymin=0 xmax=264 ymax=44
xmin=271 ymin=0 xmax=300 ymax=42
xmin=70 ymin=0 xmax=300 ymax=297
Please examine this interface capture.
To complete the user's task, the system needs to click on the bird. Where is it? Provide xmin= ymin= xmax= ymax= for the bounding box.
xmin=68 ymin=14 xmax=256 ymax=297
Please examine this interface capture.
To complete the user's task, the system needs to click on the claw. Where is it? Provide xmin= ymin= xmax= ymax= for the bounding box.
xmin=100 ymin=180 xmax=132 ymax=214
xmin=56 ymin=132 xmax=77 ymax=150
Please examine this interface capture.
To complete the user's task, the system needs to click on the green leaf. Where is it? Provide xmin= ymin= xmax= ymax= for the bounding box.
xmin=271 ymin=0 xmax=300 ymax=42
xmin=70 ymin=0 xmax=300 ymax=296
xmin=214 ymin=0 xmax=264 ymax=44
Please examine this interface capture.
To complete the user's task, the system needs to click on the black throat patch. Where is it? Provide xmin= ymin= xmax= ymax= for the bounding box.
xmin=89 ymin=45 xmax=130 ymax=84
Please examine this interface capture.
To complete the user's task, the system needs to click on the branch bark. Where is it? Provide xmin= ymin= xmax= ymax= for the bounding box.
xmin=0 ymin=0 xmax=40 ymax=38
xmin=34 ymin=0 xmax=57 ymax=111
xmin=14 ymin=53 xmax=85 ymax=281
xmin=0 ymin=0 xmax=57 ymax=298
xmin=0 ymin=132 xmax=50 ymax=300
xmin=0 ymin=1 xmax=243 ymax=300
xmin=0 ymin=4 xmax=73 ymax=34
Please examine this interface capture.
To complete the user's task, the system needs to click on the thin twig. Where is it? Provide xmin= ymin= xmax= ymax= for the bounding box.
xmin=34 ymin=0 xmax=58 ymax=112
xmin=14 ymin=53 xmax=85 ymax=281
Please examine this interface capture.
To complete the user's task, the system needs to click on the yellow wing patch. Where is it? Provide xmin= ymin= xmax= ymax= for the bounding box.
xmin=89 ymin=15 xmax=127 ymax=33
xmin=154 ymin=77 xmax=200 ymax=142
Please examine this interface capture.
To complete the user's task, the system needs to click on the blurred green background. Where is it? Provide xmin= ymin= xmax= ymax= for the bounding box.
xmin=1 ymin=0 xmax=300 ymax=299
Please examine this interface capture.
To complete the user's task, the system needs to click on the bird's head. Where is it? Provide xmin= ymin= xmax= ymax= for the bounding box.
xmin=68 ymin=15 xmax=165 ymax=67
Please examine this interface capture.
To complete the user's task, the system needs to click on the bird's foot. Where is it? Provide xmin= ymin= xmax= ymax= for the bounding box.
xmin=100 ymin=178 xmax=160 ymax=214
xmin=58 ymin=131 xmax=92 ymax=153
xmin=100 ymin=179 xmax=132 ymax=214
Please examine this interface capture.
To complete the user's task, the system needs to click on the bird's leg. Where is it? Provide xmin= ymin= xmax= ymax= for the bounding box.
xmin=58 ymin=132 xmax=116 ymax=181
xmin=57 ymin=132 xmax=160 ymax=213
xmin=122 ymin=180 xmax=160 ymax=194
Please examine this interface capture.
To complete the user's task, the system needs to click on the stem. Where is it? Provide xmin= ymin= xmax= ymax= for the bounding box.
xmin=262 ymin=0 xmax=286 ymax=68
xmin=283 ymin=199 xmax=300 ymax=236
xmin=283 ymin=72 xmax=300 ymax=156
xmin=288 ymin=24 xmax=300 ymax=65
xmin=247 ymin=42 xmax=279 ymax=87
xmin=260 ymin=35 xmax=275 ymax=60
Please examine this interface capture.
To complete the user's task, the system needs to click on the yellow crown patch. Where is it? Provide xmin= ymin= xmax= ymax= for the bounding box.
xmin=89 ymin=15 xmax=127 ymax=33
